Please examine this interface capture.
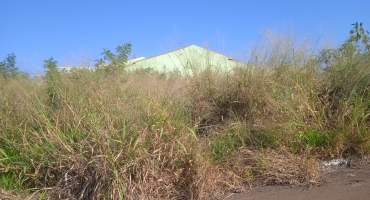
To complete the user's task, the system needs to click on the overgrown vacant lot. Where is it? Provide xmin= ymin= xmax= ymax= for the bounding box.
xmin=1 ymin=30 xmax=370 ymax=199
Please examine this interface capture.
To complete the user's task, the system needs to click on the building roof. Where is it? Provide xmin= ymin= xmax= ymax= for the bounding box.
xmin=127 ymin=45 xmax=244 ymax=75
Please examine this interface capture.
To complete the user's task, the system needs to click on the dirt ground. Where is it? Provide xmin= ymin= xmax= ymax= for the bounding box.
xmin=222 ymin=161 xmax=370 ymax=200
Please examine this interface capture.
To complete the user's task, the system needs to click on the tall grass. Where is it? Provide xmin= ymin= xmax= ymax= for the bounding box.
xmin=0 ymin=32 xmax=369 ymax=199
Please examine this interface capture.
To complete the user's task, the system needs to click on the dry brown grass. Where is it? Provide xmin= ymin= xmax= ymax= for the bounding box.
xmin=1 ymin=31 xmax=369 ymax=199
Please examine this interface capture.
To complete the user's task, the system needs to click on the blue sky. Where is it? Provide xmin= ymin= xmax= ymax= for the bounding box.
xmin=1 ymin=0 xmax=369 ymax=75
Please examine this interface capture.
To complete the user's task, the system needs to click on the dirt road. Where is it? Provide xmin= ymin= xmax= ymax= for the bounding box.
xmin=223 ymin=162 xmax=370 ymax=200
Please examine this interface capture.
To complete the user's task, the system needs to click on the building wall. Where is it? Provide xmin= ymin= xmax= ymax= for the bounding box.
xmin=127 ymin=45 xmax=243 ymax=75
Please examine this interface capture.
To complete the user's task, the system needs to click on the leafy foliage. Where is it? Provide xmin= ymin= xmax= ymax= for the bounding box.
xmin=348 ymin=22 xmax=370 ymax=51
xmin=95 ymin=43 xmax=132 ymax=73
xmin=0 ymin=53 xmax=25 ymax=78
xmin=319 ymin=22 xmax=370 ymax=68
xmin=317 ymin=22 xmax=370 ymax=101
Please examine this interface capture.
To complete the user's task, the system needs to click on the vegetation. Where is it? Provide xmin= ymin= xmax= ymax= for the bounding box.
xmin=0 ymin=53 xmax=27 ymax=78
xmin=0 ymin=23 xmax=369 ymax=199
xmin=95 ymin=43 xmax=132 ymax=74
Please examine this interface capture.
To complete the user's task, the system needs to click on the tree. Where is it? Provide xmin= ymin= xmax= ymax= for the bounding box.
xmin=318 ymin=22 xmax=370 ymax=68
xmin=95 ymin=43 xmax=132 ymax=73
xmin=317 ymin=22 xmax=370 ymax=102
xmin=0 ymin=53 xmax=20 ymax=78
xmin=347 ymin=22 xmax=370 ymax=52
xmin=43 ymin=57 xmax=59 ymax=77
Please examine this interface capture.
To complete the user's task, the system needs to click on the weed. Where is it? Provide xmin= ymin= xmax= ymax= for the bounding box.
xmin=210 ymin=132 xmax=244 ymax=163
xmin=1 ymin=24 xmax=370 ymax=199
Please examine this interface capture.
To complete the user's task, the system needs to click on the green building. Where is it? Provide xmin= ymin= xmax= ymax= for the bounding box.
xmin=127 ymin=45 xmax=244 ymax=76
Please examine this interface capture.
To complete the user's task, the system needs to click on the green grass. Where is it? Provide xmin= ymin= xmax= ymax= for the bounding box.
xmin=0 ymin=31 xmax=370 ymax=199
xmin=211 ymin=131 xmax=245 ymax=163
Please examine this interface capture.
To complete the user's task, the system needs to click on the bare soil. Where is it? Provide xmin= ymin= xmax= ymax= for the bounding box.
xmin=222 ymin=161 xmax=370 ymax=200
